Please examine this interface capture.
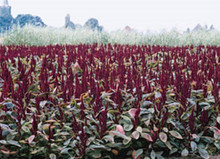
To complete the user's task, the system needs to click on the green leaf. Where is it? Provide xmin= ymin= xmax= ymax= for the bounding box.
xmin=64 ymin=138 xmax=72 ymax=146
xmin=88 ymin=144 xmax=106 ymax=149
xmin=142 ymin=101 xmax=153 ymax=107
xmin=70 ymin=140 xmax=77 ymax=147
xmin=132 ymin=131 xmax=140 ymax=140
xmin=40 ymin=101 xmax=48 ymax=108
xmin=0 ymin=123 xmax=10 ymax=130
xmin=136 ymin=126 xmax=142 ymax=133
xmin=86 ymin=136 xmax=96 ymax=146
xmin=156 ymin=154 xmax=164 ymax=159
xmin=101 ymin=92 xmax=113 ymax=99
xmin=199 ymin=148 xmax=209 ymax=159
xmin=22 ymin=125 xmax=30 ymax=133
xmin=49 ymin=154 xmax=56 ymax=159
xmin=217 ymin=116 xmax=220 ymax=124
xmin=7 ymin=140 xmax=21 ymax=147
xmin=211 ymin=127 xmax=220 ymax=139
xmin=61 ymin=148 xmax=71 ymax=154
xmin=105 ymin=143 xmax=123 ymax=148
xmin=123 ymin=137 xmax=131 ymax=145
xmin=147 ymin=108 xmax=155 ymax=114
xmin=165 ymin=141 xmax=172 ymax=150
xmin=214 ymin=141 xmax=220 ymax=149
xmin=169 ymin=130 xmax=183 ymax=139
xmin=103 ymin=135 xmax=114 ymax=143
xmin=30 ymin=147 xmax=44 ymax=154
xmin=135 ymin=149 xmax=143 ymax=159
xmin=0 ymin=140 xmax=7 ymax=144
xmin=190 ymin=141 xmax=197 ymax=151
xmin=199 ymin=102 xmax=210 ymax=107
xmin=150 ymin=150 xmax=156 ymax=159
xmin=59 ymin=132 xmax=70 ymax=136
xmin=124 ymin=124 xmax=133 ymax=132
xmin=6 ymin=132 xmax=15 ymax=141
xmin=39 ymin=100 xmax=54 ymax=108
xmin=169 ymin=148 xmax=178 ymax=155
xmin=181 ymin=148 xmax=189 ymax=157
xmin=91 ymin=151 xmax=102 ymax=158
xmin=162 ymin=127 xmax=168 ymax=133
xmin=27 ymin=83 xmax=39 ymax=93
xmin=120 ymin=115 xmax=133 ymax=131
xmin=4 ymin=102 xmax=14 ymax=109
xmin=159 ymin=132 xmax=167 ymax=143
xmin=110 ymin=131 xmax=129 ymax=140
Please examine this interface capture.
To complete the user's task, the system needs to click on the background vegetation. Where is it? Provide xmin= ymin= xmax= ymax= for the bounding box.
xmin=1 ymin=25 xmax=220 ymax=46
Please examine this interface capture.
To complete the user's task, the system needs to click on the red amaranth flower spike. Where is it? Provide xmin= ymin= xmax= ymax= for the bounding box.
xmin=31 ymin=115 xmax=38 ymax=136
xmin=189 ymin=107 xmax=195 ymax=134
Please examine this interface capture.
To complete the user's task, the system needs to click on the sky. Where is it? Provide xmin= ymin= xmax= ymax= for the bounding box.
xmin=7 ymin=0 xmax=220 ymax=32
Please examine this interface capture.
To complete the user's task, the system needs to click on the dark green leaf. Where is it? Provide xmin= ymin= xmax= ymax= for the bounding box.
xmin=190 ymin=141 xmax=197 ymax=151
xmin=0 ymin=123 xmax=10 ymax=130
xmin=199 ymin=148 xmax=209 ymax=159
xmin=103 ymin=135 xmax=114 ymax=143
xmin=150 ymin=150 xmax=156 ymax=159
xmin=49 ymin=154 xmax=56 ymax=159
xmin=120 ymin=115 xmax=133 ymax=131
xmin=88 ymin=144 xmax=106 ymax=149
xmin=110 ymin=131 xmax=128 ymax=140
xmin=91 ymin=151 xmax=102 ymax=158
xmin=59 ymin=132 xmax=70 ymax=136
xmin=64 ymin=138 xmax=72 ymax=146
xmin=0 ymin=140 xmax=7 ymax=144
xmin=170 ymin=148 xmax=178 ymax=155
xmin=217 ymin=116 xmax=220 ymax=124
xmin=61 ymin=148 xmax=71 ymax=154
xmin=123 ymin=137 xmax=131 ymax=145
xmin=7 ymin=140 xmax=21 ymax=147
xmin=165 ymin=141 xmax=172 ymax=150
xmin=181 ymin=148 xmax=189 ymax=157
xmin=4 ymin=102 xmax=14 ymax=109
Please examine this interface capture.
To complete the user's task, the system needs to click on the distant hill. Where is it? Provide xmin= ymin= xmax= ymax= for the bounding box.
xmin=14 ymin=14 xmax=45 ymax=28
xmin=0 ymin=0 xmax=45 ymax=32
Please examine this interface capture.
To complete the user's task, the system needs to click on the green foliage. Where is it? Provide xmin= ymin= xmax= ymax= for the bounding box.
xmin=1 ymin=25 xmax=220 ymax=46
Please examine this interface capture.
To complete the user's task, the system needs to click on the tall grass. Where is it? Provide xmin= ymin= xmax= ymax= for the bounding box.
xmin=1 ymin=25 xmax=220 ymax=46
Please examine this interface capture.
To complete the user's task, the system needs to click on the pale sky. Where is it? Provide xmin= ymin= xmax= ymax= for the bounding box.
xmin=8 ymin=0 xmax=220 ymax=32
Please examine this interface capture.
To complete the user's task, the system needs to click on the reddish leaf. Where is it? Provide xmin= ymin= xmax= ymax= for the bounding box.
xmin=132 ymin=150 xmax=141 ymax=159
xmin=128 ymin=108 xmax=137 ymax=119
xmin=132 ymin=131 xmax=140 ymax=140
xmin=159 ymin=132 xmax=167 ymax=143
xmin=169 ymin=130 xmax=183 ymax=139
xmin=116 ymin=125 xmax=125 ymax=135
xmin=141 ymin=133 xmax=153 ymax=142
xmin=28 ymin=135 xmax=35 ymax=144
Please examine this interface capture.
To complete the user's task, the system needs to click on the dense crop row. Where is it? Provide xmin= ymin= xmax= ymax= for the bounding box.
xmin=0 ymin=44 xmax=219 ymax=158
